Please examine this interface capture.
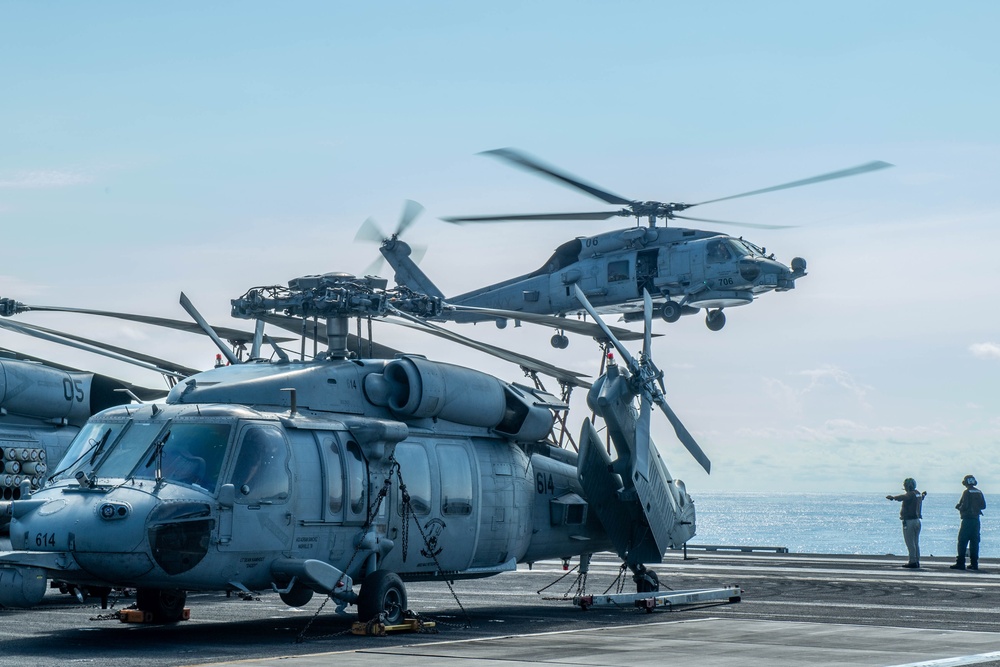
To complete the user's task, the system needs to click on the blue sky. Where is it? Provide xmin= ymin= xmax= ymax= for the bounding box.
xmin=2 ymin=2 xmax=999 ymax=494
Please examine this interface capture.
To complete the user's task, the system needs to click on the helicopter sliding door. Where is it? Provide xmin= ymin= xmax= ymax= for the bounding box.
xmin=385 ymin=438 xmax=477 ymax=576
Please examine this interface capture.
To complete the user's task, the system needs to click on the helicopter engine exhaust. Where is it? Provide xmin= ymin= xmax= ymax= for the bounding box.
xmin=364 ymin=357 xmax=553 ymax=442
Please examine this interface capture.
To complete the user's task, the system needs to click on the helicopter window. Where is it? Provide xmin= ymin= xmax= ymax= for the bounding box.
xmin=607 ymin=260 xmax=629 ymax=282
xmin=231 ymin=426 xmax=290 ymax=504
xmin=345 ymin=441 xmax=366 ymax=515
xmin=50 ymin=421 xmax=126 ymax=482
xmin=727 ymin=239 xmax=754 ymax=257
xmin=97 ymin=421 xmax=167 ymax=479
xmin=437 ymin=444 xmax=473 ymax=516
xmin=158 ymin=423 xmax=231 ymax=492
xmin=706 ymin=239 xmax=732 ymax=263
xmin=326 ymin=439 xmax=344 ymax=514
xmin=394 ymin=443 xmax=431 ymax=516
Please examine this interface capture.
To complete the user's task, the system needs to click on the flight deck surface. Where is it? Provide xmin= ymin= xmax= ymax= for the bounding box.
xmin=2 ymin=550 xmax=999 ymax=667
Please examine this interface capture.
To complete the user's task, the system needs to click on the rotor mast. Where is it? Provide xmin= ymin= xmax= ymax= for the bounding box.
xmin=230 ymin=273 xmax=443 ymax=360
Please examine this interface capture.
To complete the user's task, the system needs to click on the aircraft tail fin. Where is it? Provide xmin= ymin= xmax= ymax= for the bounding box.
xmin=380 ymin=239 xmax=445 ymax=300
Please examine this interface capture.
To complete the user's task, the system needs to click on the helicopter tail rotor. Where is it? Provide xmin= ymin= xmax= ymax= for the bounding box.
xmin=354 ymin=200 xmax=428 ymax=277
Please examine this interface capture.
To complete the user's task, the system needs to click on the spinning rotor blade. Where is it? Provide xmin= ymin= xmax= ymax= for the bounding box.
xmin=396 ymin=199 xmax=424 ymax=237
xmin=179 ymin=293 xmax=239 ymax=366
xmin=442 ymin=211 xmax=619 ymax=224
xmin=573 ymin=284 xmax=711 ymax=474
xmin=482 ymin=148 xmax=633 ymax=206
xmin=0 ymin=319 xmax=187 ymax=379
xmin=386 ymin=308 xmax=591 ymax=388
xmin=355 ymin=201 xmax=427 ymax=275
xmin=445 ymin=303 xmax=649 ymax=342
xmin=354 ymin=217 xmax=386 ymax=243
xmin=690 ymin=160 xmax=894 ymax=207
xmin=673 ymin=214 xmax=796 ymax=230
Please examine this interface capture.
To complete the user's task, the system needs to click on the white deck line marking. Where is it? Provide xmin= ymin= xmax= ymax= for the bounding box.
xmin=883 ymin=650 xmax=1000 ymax=667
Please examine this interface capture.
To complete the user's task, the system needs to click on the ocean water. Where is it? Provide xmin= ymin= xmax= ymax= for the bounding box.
xmin=691 ymin=492 xmax=994 ymax=559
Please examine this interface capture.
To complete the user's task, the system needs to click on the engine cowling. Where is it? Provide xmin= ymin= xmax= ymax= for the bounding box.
xmin=363 ymin=357 xmax=553 ymax=441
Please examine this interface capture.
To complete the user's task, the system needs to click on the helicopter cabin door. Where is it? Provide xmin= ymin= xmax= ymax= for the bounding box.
xmin=217 ymin=424 xmax=295 ymax=554
xmin=635 ymin=249 xmax=659 ymax=297
xmin=386 ymin=439 xmax=477 ymax=573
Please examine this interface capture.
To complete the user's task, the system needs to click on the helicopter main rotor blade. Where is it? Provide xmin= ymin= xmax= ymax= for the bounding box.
xmin=574 ymin=284 xmax=711 ymax=474
xmin=634 ymin=290 xmax=654 ymax=479
xmin=0 ymin=319 xmax=187 ymax=379
xmin=0 ymin=302 xmax=291 ymax=344
xmin=442 ymin=211 xmax=619 ymax=224
xmin=0 ymin=320 xmax=200 ymax=376
xmin=672 ymin=214 xmax=797 ymax=230
xmin=482 ymin=148 xmax=634 ymax=206
xmin=179 ymin=293 xmax=239 ymax=366
xmin=571 ymin=285 xmax=638 ymax=368
xmin=386 ymin=308 xmax=591 ymax=388
xmin=444 ymin=304 xmax=650 ymax=342
xmin=690 ymin=160 xmax=894 ymax=208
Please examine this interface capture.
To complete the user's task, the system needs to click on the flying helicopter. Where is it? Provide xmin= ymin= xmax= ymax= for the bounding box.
xmin=0 ymin=272 xmax=706 ymax=626
xmin=375 ymin=148 xmax=892 ymax=344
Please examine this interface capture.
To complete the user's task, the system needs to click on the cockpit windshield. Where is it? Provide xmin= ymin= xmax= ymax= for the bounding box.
xmin=51 ymin=419 xmax=233 ymax=493
xmin=729 ymin=238 xmax=764 ymax=257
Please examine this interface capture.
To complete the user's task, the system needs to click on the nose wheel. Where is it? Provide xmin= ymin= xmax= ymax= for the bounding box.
xmin=550 ymin=333 xmax=570 ymax=349
xmin=660 ymin=301 xmax=682 ymax=323
xmin=705 ymin=309 xmax=726 ymax=331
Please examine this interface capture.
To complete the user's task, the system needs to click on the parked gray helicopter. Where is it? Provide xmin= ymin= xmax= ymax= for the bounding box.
xmin=0 ymin=273 xmax=704 ymax=626
xmin=0 ymin=296 xmax=301 ymax=504
xmin=371 ymin=149 xmax=891 ymax=345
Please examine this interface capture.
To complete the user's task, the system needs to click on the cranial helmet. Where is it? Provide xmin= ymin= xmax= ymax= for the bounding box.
xmin=903 ymin=478 xmax=916 ymax=491
xmin=964 ymin=475 xmax=978 ymax=487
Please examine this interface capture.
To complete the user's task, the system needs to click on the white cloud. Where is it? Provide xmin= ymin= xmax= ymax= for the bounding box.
xmin=797 ymin=365 xmax=871 ymax=406
xmin=0 ymin=170 xmax=92 ymax=189
xmin=969 ymin=342 xmax=1000 ymax=360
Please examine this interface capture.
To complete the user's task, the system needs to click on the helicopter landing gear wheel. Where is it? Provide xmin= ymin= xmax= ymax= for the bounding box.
xmin=136 ymin=588 xmax=187 ymax=623
xmin=279 ymin=582 xmax=314 ymax=608
xmin=705 ymin=309 xmax=726 ymax=332
xmin=660 ymin=301 xmax=681 ymax=323
xmin=633 ymin=567 xmax=660 ymax=593
xmin=357 ymin=570 xmax=407 ymax=625
xmin=550 ymin=333 xmax=570 ymax=349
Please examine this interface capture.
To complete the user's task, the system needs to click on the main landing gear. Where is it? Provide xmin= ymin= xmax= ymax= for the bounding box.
xmin=357 ymin=569 xmax=407 ymax=625
xmin=550 ymin=332 xmax=570 ymax=349
xmin=705 ymin=309 xmax=726 ymax=331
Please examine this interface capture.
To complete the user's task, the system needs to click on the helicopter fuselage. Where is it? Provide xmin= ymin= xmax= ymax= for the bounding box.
xmin=0 ymin=357 xmax=633 ymax=611
xmin=449 ymin=226 xmax=805 ymax=321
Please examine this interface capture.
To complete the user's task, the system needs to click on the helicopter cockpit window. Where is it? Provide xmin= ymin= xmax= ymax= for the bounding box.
xmin=394 ymin=443 xmax=431 ymax=516
xmin=706 ymin=239 xmax=732 ymax=263
xmin=96 ymin=421 xmax=167 ymax=480
xmin=230 ymin=425 xmax=290 ymax=504
xmin=727 ymin=238 xmax=755 ymax=257
xmin=345 ymin=441 xmax=366 ymax=515
xmin=437 ymin=444 xmax=473 ymax=516
xmin=607 ymin=260 xmax=629 ymax=283
xmin=157 ymin=423 xmax=231 ymax=492
xmin=50 ymin=421 xmax=127 ymax=482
